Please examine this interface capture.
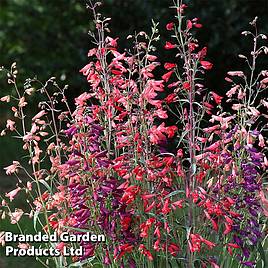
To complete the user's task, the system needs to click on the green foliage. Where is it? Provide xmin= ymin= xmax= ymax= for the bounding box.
xmin=1 ymin=0 xmax=267 ymax=92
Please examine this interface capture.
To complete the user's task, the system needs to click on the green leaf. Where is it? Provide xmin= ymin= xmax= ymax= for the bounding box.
xmin=258 ymin=243 xmax=267 ymax=267
xmin=164 ymin=190 xmax=185 ymax=199
xmin=33 ymin=210 xmax=39 ymax=232
xmin=63 ymin=225 xmax=90 ymax=233
xmin=68 ymin=257 xmax=95 ymax=267
xmin=39 ymin=179 xmax=53 ymax=193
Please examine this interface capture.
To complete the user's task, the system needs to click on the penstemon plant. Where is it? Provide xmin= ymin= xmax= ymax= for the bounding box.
xmin=0 ymin=1 xmax=267 ymax=267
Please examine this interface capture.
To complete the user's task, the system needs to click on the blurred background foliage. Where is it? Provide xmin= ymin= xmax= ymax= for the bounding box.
xmin=0 ymin=0 xmax=267 ymax=167
xmin=0 ymin=1 xmax=267 ymax=267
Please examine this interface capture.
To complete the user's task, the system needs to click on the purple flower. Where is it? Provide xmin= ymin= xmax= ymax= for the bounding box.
xmin=241 ymin=261 xmax=255 ymax=267
xmin=129 ymin=258 xmax=137 ymax=268
xmin=65 ymin=125 xmax=77 ymax=136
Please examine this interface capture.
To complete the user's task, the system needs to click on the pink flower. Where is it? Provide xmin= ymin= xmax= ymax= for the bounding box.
xmin=32 ymin=110 xmax=47 ymax=121
xmin=5 ymin=187 xmax=21 ymax=201
xmin=171 ymin=200 xmax=184 ymax=209
xmin=203 ymin=125 xmax=220 ymax=133
xmin=258 ymin=134 xmax=265 ymax=147
xmin=4 ymin=161 xmax=20 ymax=175
xmin=142 ymin=80 xmax=164 ymax=107
xmin=27 ymin=182 xmax=32 ymax=191
xmin=88 ymin=48 xmax=97 ymax=57
xmin=238 ymin=88 xmax=246 ymax=99
xmin=18 ymin=243 xmax=30 ymax=249
xmin=197 ymin=47 xmax=207 ymax=59
xmin=262 ymin=99 xmax=268 ymax=109
xmin=105 ymin=36 xmax=118 ymax=47
xmin=154 ymin=109 xmax=168 ymax=119
xmin=56 ymin=242 xmax=65 ymax=251
xmin=80 ymin=63 xmax=92 ymax=75
xmin=205 ymin=141 xmax=221 ymax=152
xmin=227 ymin=71 xmax=244 ymax=77
xmin=75 ymin=92 xmax=91 ymax=106
xmin=120 ymin=185 xmax=140 ymax=205
xmin=149 ymin=125 xmax=166 ymax=144
xmin=189 ymin=234 xmax=216 ymax=253
xmin=168 ymin=243 xmax=180 ymax=257
xmin=232 ymin=103 xmax=243 ymax=110
xmin=248 ymin=106 xmax=260 ymax=116
xmin=165 ymin=93 xmax=177 ymax=103
xmin=223 ymin=223 xmax=232 ymax=235
xmin=146 ymin=54 xmax=157 ymax=61
xmin=116 ymin=244 xmax=134 ymax=260
xmin=6 ymin=119 xmax=16 ymax=131
xmin=226 ymin=85 xmax=239 ymax=98
xmin=10 ymin=209 xmax=23 ymax=224
xmin=259 ymin=190 xmax=268 ymax=217
xmin=0 ymin=95 xmax=10 ymax=102
xmin=18 ymin=97 xmax=27 ymax=107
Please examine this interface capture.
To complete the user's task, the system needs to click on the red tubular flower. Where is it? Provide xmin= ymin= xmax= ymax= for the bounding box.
xmin=189 ymin=234 xmax=201 ymax=252
xmin=196 ymin=171 xmax=206 ymax=183
xmin=187 ymin=20 xmax=193 ymax=30
xmin=188 ymin=42 xmax=198 ymax=52
xmin=211 ymin=91 xmax=223 ymax=104
xmin=171 ymin=199 xmax=184 ymax=210
xmin=153 ymin=239 xmax=160 ymax=251
xmin=166 ymin=22 xmax=174 ymax=31
xmin=189 ymin=234 xmax=216 ymax=253
xmin=198 ymin=47 xmax=208 ymax=59
xmin=144 ymin=201 xmax=156 ymax=212
xmin=227 ymin=243 xmax=240 ymax=256
xmin=223 ymin=223 xmax=232 ymax=235
xmin=183 ymin=81 xmax=191 ymax=90
xmin=164 ymin=62 xmax=176 ymax=70
xmin=165 ymin=93 xmax=177 ymax=103
xmin=120 ymin=216 xmax=132 ymax=231
xmin=200 ymin=60 xmax=213 ymax=70
xmin=138 ymin=244 xmax=153 ymax=261
xmin=162 ymin=71 xmax=174 ymax=82
xmin=154 ymin=226 xmax=161 ymax=238
xmin=140 ymin=217 xmax=156 ymax=237
xmin=164 ymin=41 xmax=176 ymax=50
xmin=116 ymin=244 xmax=134 ymax=259
xmin=201 ymin=238 xmax=216 ymax=249
xmin=164 ymin=125 xmax=178 ymax=138
xmin=161 ymin=198 xmax=171 ymax=214
xmin=120 ymin=185 xmax=140 ymax=205
xmin=194 ymin=23 xmax=203 ymax=28
xmin=168 ymin=243 xmax=180 ymax=256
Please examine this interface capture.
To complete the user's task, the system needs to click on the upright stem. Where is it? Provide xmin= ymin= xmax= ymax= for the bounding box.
xmin=187 ymin=69 xmax=195 ymax=268
xmin=175 ymin=1 xmax=196 ymax=266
